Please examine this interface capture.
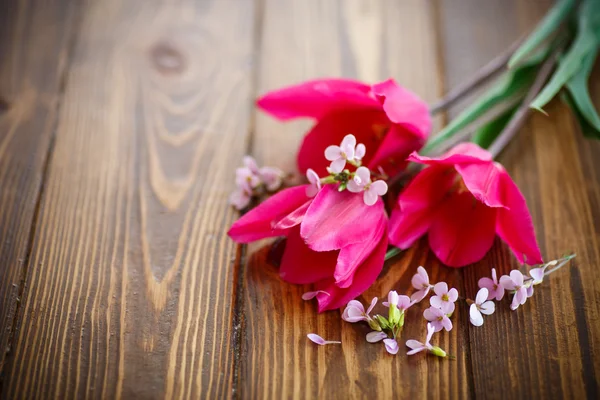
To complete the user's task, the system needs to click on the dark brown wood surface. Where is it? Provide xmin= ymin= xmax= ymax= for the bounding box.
xmin=1 ymin=0 xmax=599 ymax=399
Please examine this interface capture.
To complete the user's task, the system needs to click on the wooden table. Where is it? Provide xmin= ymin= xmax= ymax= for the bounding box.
xmin=1 ymin=0 xmax=599 ymax=398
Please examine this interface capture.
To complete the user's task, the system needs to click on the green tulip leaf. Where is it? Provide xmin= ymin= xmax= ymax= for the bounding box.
xmin=423 ymin=47 xmax=548 ymax=153
xmin=509 ymin=0 xmax=576 ymax=68
xmin=561 ymin=90 xmax=600 ymax=139
xmin=471 ymin=104 xmax=519 ymax=149
xmin=565 ymin=48 xmax=600 ymax=133
xmin=530 ymin=0 xmax=600 ymax=112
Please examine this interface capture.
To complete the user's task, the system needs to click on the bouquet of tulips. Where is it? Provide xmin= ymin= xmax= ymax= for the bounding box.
xmin=226 ymin=0 xmax=595 ymax=356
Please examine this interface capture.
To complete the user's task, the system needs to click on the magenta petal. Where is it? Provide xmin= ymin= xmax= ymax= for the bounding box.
xmin=455 ymin=162 xmax=507 ymax=208
xmin=273 ymin=200 xmax=312 ymax=230
xmin=388 ymin=166 xmax=454 ymax=249
xmin=367 ymin=124 xmax=425 ymax=177
xmin=495 ymin=169 xmax=543 ymax=265
xmin=257 ymin=78 xmax=379 ymax=121
xmin=428 ymin=192 xmax=497 ymax=267
xmin=408 ymin=142 xmax=493 ymax=166
xmin=371 ymin=79 xmax=432 ymax=139
xmin=301 ymin=185 xmax=385 ymax=252
xmin=279 ymin=227 xmax=338 ymax=284
xmin=228 ymin=186 xmax=311 ymax=243
xmin=315 ymin=230 xmax=388 ymax=312
xmin=297 ymin=110 xmax=388 ymax=175
xmin=334 ymin=216 xmax=386 ymax=288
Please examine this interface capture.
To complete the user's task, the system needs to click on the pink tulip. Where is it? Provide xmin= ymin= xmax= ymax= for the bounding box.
xmin=257 ymin=78 xmax=431 ymax=176
xmin=388 ymin=143 xmax=543 ymax=267
xmin=228 ymin=184 xmax=388 ymax=312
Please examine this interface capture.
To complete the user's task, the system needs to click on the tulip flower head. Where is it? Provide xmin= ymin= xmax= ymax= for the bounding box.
xmin=388 ymin=143 xmax=543 ymax=267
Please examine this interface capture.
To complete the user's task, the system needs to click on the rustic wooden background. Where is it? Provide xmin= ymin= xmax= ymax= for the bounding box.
xmin=0 ymin=0 xmax=599 ymax=398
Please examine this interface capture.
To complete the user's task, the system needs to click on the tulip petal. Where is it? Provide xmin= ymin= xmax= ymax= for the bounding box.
xmin=315 ymin=229 xmax=388 ymax=312
xmin=279 ymin=227 xmax=338 ymax=284
xmin=302 ymin=185 xmax=384 ymax=252
xmin=428 ymin=192 xmax=497 ymax=267
xmin=408 ymin=142 xmax=493 ymax=166
xmin=388 ymin=166 xmax=454 ymax=249
xmin=371 ymin=79 xmax=432 ymax=138
xmin=495 ymin=170 xmax=543 ymax=265
xmin=297 ymin=109 xmax=389 ymax=175
xmin=257 ymin=78 xmax=379 ymax=121
xmin=272 ymin=200 xmax=312 ymax=231
xmin=334 ymin=217 xmax=386 ymax=288
xmin=455 ymin=162 xmax=507 ymax=208
xmin=367 ymin=124 xmax=425 ymax=176
xmin=228 ymin=186 xmax=311 ymax=242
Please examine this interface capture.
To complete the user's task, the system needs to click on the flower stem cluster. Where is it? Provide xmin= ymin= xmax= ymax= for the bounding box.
xmin=307 ymin=134 xmax=388 ymax=206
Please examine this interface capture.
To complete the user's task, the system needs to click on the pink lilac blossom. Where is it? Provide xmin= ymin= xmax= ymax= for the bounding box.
xmin=324 ymin=134 xmax=361 ymax=173
xmin=411 ymin=266 xmax=433 ymax=302
xmin=366 ymin=331 xmax=388 ymax=343
xmin=406 ymin=323 xmax=437 ymax=355
xmin=257 ymin=78 xmax=431 ymax=177
xmin=478 ymin=268 xmax=505 ymax=301
xmin=383 ymin=338 xmax=399 ymax=355
xmin=423 ymin=304 xmax=453 ymax=332
xmin=526 ymin=266 xmax=546 ymax=297
xmin=500 ymin=270 xmax=528 ymax=310
xmin=382 ymin=292 xmax=412 ymax=311
xmin=307 ymin=333 xmax=341 ymax=345
xmin=388 ymin=143 xmax=543 ymax=267
xmin=342 ymin=298 xmax=378 ymax=323
xmin=347 ymin=166 xmax=388 ymax=206
xmin=469 ymin=288 xmax=496 ymax=327
xmin=430 ymin=282 xmax=458 ymax=310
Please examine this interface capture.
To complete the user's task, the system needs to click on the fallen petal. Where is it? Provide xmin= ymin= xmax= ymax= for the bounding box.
xmin=307 ymin=333 xmax=341 ymax=345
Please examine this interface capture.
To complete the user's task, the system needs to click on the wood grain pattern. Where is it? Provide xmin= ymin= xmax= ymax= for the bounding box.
xmin=1 ymin=0 xmax=600 ymax=398
xmin=2 ymin=0 xmax=255 ymax=398
xmin=0 ymin=0 xmax=79 ymax=375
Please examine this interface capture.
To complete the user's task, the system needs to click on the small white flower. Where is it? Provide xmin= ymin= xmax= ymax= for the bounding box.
xmin=469 ymin=288 xmax=496 ymax=327
xmin=346 ymin=166 xmax=388 ymax=206
xmin=324 ymin=134 xmax=363 ymax=173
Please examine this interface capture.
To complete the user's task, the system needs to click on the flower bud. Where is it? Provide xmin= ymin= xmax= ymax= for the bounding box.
xmin=398 ymin=311 xmax=405 ymax=327
xmin=430 ymin=346 xmax=447 ymax=358
xmin=375 ymin=315 xmax=390 ymax=330
xmin=388 ymin=304 xmax=401 ymax=325
xmin=368 ymin=318 xmax=382 ymax=331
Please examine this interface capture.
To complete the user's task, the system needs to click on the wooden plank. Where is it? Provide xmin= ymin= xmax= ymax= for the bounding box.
xmin=241 ymin=1 xmax=471 ymax=398
xmin=0 ymin=0 xmax=79 ymax=375
xmin=441 ymin=0 xmax=600 ymax=398
xmin=2 ymin=0 xmax=255 ymax=398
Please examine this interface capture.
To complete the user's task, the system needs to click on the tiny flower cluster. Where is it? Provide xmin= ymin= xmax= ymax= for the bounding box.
xmin=469 ymin=256 xmax=573 ymax=326
xmin=307 ymin=134 xmax=388 ymax=206
xmin=229 ymin=156 xmax=285 ymax=210
xmin=308 ymin=266 xmax=454 ymax=357
xmin=306 ymin=256 xmax=574 ymax=357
